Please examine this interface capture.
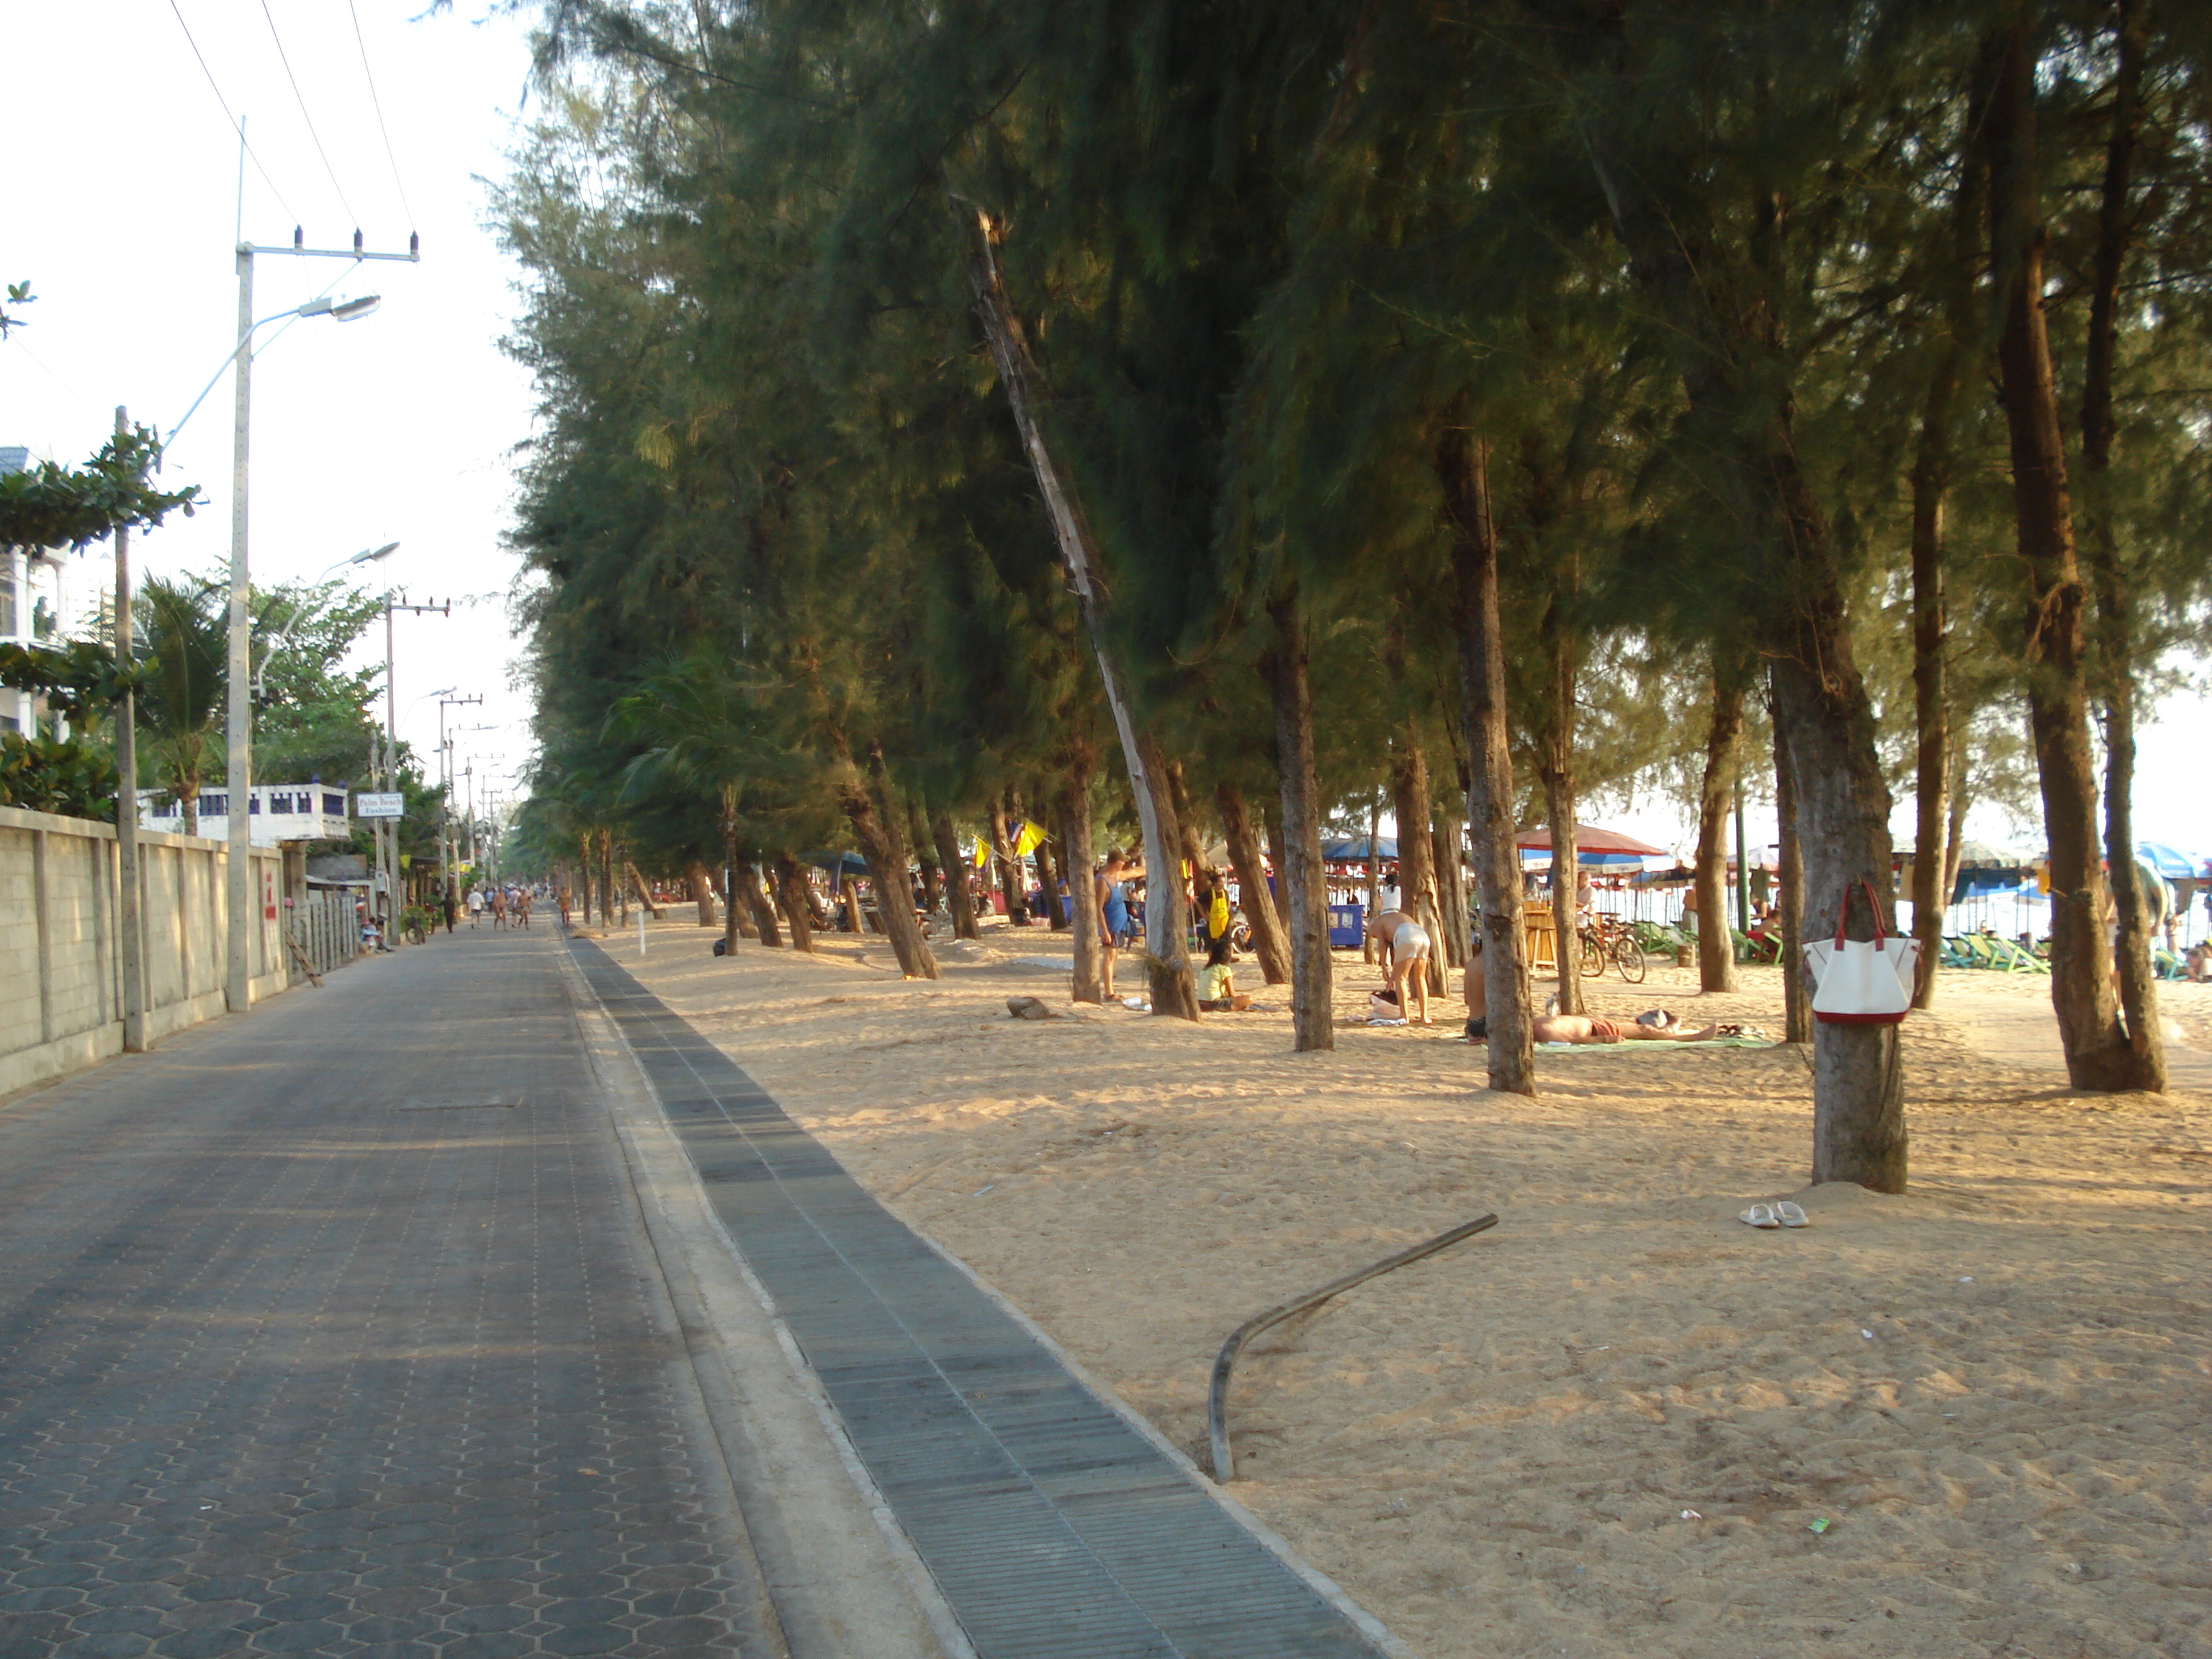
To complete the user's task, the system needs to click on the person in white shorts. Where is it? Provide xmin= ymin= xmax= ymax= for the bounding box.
xmin=1364 ymin=908 xmax=1434 ymax=1025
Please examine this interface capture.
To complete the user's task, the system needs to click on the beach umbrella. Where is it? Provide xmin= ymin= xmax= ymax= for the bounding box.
xmin=1321 ymin=836 xmax=1398 ymax=862
xmin=2136 ymin=842 xmax=2202 ymax=881
xmin=809 ymin=851 xmax=869 ymax=875
xmin=1514 ymin=822 xmax=1669 ymax=866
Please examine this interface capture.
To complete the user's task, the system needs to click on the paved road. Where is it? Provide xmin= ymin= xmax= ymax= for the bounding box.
xmin=0 ymin=928 xmax=780 ymax=1659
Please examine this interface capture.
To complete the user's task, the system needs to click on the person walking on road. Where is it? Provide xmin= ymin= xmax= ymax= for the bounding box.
xmin=441 ymin=886 xmax=459 ymax=936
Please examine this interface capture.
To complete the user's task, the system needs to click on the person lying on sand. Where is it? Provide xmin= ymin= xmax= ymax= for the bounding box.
xmin=1532 ymin=1010 xmax=1743 ymax=1044
xmin=1365 ymin=908 xmax=1434 ymax=1025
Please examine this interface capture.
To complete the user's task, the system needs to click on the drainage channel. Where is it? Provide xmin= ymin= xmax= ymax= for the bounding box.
xmin=569 ymin=939 xmax=1400 ymax=1659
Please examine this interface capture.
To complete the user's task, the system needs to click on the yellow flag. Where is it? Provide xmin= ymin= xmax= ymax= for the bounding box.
xmin=1013 ymin=820 xmax=1048 ymax=857
xmin=973 ymin=837 xmax=990 ymax=868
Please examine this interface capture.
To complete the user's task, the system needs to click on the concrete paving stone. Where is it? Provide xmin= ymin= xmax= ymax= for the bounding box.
xmin=621 ymin=1617 xmax=728 ymax=1653
xmin=537 ymin=1597 xmax=626 ymax=1628
xmin=435 ymin=1635 xmax=535 ymax=1659
xmin=242 ymin=1619 xmax=348 ymax=1653
xmin=441 ymin=1603 xmax=532 ymax=1634
xmin=47 ymin=1633 xmax=154 ymax=1659
xmin=0 ymin=937 xmax=777 ymax=1659
xmin=537 ymin=1627 xmax=630 ymax=1658
xmin=627 ymin=1589 xmax=717 ymax=1619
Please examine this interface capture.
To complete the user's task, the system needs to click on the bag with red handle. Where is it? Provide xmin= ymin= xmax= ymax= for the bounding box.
xmin=1802 ymin=878 xmax=1919 ymax=1025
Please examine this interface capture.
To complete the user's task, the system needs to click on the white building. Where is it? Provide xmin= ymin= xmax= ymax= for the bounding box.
xmin=138 ymin=783 xmax=352 ymax=846
xmin=0 ymin=444 xmax=72 ymax=738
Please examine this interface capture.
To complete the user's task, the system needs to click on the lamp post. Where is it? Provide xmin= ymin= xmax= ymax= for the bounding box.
xmin=252 ymin=542 xmax=397 ymax=700
xmin=209 ymin=225 xmax=418 ymax=1012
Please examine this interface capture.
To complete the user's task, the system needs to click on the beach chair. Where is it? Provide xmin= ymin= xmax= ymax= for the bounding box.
xmin=1984 ymin=936 xmax=2049 ymax=974
xmin=1939 ymin=935 xmax=1979 ymax=969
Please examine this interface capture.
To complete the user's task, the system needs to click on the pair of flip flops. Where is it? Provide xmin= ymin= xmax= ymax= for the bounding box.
xmin=1740 ymin=1200 xmax=1809 ymax=1229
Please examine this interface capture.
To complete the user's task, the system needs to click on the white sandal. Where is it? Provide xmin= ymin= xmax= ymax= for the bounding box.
xmin=1740 ymin=1203 xmax=1781 ymax=1229
xmin=1773 ymin=1200 xmax=1809 ymax=1228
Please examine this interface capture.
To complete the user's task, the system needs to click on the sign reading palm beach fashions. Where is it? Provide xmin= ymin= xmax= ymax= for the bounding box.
xmin=355 ymin=793 xmax=405 ymax=819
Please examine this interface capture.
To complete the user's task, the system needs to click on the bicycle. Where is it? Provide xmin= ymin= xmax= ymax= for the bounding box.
xmin=1577 ymin=914 xmax=1647 ymax=984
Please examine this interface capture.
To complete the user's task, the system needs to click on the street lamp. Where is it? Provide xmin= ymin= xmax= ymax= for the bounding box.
xmin=252 ymin=542 xmax=397 ymax=700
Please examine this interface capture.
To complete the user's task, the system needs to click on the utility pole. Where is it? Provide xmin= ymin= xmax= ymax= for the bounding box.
xmin=112 ymin=408 xmax=146 ymax=1052
xmin=381 ymin=595 xmax=450 ymax=940
xmin=435 ymin=694 xmax=482 ymax=903
xmin=225 ymin=227 xmax=418 ymax=1011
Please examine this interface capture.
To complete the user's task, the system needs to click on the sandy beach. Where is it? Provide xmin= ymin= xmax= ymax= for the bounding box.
xmin=593 ymin=915 xmax=2212 ymax=1659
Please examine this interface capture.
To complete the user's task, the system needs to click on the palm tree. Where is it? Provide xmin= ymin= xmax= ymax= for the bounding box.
xmin=136 ymin=576 xmax=225 ymax=834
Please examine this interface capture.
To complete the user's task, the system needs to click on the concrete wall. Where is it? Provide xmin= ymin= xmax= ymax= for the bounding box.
xmin=0 ymin=804 xmax=293 ymax=1094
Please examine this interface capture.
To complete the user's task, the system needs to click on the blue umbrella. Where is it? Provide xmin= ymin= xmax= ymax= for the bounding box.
xmin=809 ymin=851 xmax=869 ymax=875
xmin=2136 ymin=842 xmax=2202 ymax=881
xmin=1321 ymin=837 xmax=1398 ymax=862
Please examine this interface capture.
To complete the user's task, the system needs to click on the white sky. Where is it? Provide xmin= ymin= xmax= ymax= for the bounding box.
xmin=5 ymin=3 xmax=2205 ymax=862
xmin=2 ymin=0 xmax=539 ymax=810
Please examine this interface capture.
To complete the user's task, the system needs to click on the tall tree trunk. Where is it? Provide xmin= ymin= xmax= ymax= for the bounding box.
xmin=1216 ymin=781 xmax=1292 ymax=986
xmin=771 ymin=853 xmax=815 ymax=954
xmin=721 ymin=797 xmax=747 ymax=950
xmin=1389 ymin=730 xmax=1448 ymax=997
xmin=961 ymin=205 xmax=1196 ymax=1019
xmin=1260 ymin=797 xmax=1292 ymax=927
xmin=1263 ymin=589 xmax=1334 ymax=1051
xmin=733 ymin=854 xmax=781 ymax=947
xmin=1585 ymin=113 xmax=1905 ymax=1187
xmin=1061 ymin=747 xmax=1104 ymax=1002
xmin=989 ymin=793 xmax=1028 ymax=926
xmin=1944 ymin=737 xmax=1969 ymax=904
xmin=930 ymin=812 xmax=981 ymax=940
xmin=1773 ymin=678 xmax=1812 ymax=1045
xmin=601 ymin=832 xmax=619 ymax=932
xmin=1534 ymin=565 xmax=1583 ymax=1012
xmin=685 ymin=860 xmax=716 ymax=927
xmin=1984 ymin=20 xmax=2142 ymax=1092
xmin=578 ymin=832 xmax=595 ymax=927
xmin=1908 ymin=77 xmax=1984 ymax=1010
xmin=1694 ymin=656 xmax=1747 ymax=995
xmin=1439 ymin=424 xmax=1533 ymax=1096
xmin=1364 ymin=793 xmax=1382 ymax=965
xmin=911 ymin=796 xmax=944 ymax=917
xmin=1033 ymin=803 xmax=1068 ymax=930
xmin=1432 ymin=814 xmax=1468 ymax=973
xmin=2080 ymin=0 xmax=2165 ymax=1091
xmin=853 ymin=745 xmax=938 ymax=979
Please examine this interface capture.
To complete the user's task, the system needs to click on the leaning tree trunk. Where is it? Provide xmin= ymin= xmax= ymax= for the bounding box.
xmin=733 ymin=854 xmax=781 ymax=947
xmin=1216 ymin=781 xmax=1292 ymax=986
xmin=1773 ymin=678 xmax=1812 ymax=1045
xmin=1694 ymin=655 xmax=1747 ymax=995
xmin=1033 ymin=805 xmax=1068 ymax=930
xmin=848 ymin=745 xmax=938 ymax=979
xmin=1061 ymin=748 xmax=1104 ymax=1003
xmin=930 ymin=811 xmax=981 ymax=940
xmin=1264 ymin=588 xmax=1334 ymax=1051
xmin=1983 ymin=19 xmax=2143 ymax=1092
xmin=1439 ymin=424 xmax=1533 ymax=1096
xmin=685 ymin=860 xmax=717 ymax=927
xmin=771 ymin=853 xmax=815 ymax=954
xmin=625 ymin=862 xmax=661 ymax=919
xmin=961 ymin=204 xmax=1195 ymax=1020
xmin=1390 ymin=730 xmax=1448 ymax=997
xmin=2079 ymin=0 xmax=2165 ymax=1091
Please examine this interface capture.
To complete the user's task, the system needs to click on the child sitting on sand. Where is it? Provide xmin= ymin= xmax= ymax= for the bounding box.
xmin=1197 ymin=932 xmax=1251 ymax=1012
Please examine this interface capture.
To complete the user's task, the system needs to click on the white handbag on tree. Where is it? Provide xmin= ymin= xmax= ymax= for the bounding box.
xmin=1803 ymin=878 xmax=1918 ymax=1025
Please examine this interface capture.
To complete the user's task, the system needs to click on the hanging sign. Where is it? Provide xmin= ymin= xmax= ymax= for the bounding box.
xmin=356 ymin=793 xmax=405 ymax=819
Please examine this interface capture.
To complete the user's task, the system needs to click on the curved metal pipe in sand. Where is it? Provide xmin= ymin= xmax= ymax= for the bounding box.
xmin=1208 ymin=1213 xmax=1499 ymax=1483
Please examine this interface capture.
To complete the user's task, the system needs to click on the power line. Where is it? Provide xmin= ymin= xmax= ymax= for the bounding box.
xmin=165 ymin=0 xmax=304 ymax=227
xmin=257 ymin=0 xmax=361 ymax=228
xmin=346 ymin=0 xmax=418 ymax=232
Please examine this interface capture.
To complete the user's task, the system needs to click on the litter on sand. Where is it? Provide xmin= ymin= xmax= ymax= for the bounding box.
xmin=1807 ymin=1518 xmax=1833 ymax=1534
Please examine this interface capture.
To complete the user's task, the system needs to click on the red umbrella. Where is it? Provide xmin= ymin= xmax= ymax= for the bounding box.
xmin=1513 ymin=822 xmax=1671 ymax=859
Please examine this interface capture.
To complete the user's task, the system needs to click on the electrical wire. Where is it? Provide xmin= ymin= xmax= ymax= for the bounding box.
xmin=346 ymin=0 xmax=418 ymax=231
xmin=166 ymin=0 xmax=303 ymax=227
xmin=257 ymin=0 xmax=361 ymax=228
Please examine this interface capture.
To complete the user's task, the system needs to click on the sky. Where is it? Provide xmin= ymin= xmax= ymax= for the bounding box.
xmin=3 ymin=0 xmax=541 ymax=816
xmin=4 ymin=3 xmax=2206 ymax=865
